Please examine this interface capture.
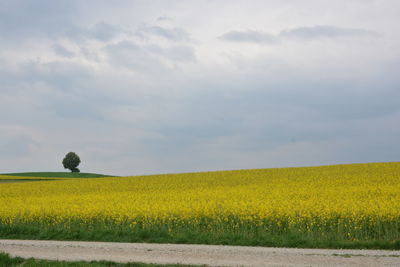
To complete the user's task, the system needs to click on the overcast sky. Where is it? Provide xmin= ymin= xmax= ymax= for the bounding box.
xmin=0 ymin=0 xmax=399 ymax=176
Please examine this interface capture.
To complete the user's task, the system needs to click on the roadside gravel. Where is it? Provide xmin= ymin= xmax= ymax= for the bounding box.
xmin=1 ymin=239 xmax=399 ymax=266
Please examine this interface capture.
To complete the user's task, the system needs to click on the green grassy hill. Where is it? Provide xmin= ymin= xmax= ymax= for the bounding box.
xmin=1 ymin=172 xmax=114 ymax=178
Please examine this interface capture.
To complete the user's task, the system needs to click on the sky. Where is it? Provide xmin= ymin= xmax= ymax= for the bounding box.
xmin=0 ymin=0 xmax=399 ymax=176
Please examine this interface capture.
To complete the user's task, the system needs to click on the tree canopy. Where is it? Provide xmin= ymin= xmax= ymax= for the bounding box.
xmin=62 ymin=152 xmax=81 ymax=173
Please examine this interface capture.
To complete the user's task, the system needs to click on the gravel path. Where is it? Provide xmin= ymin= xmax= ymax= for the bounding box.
xmin=1 ymin=239 xmax=399 ymax=266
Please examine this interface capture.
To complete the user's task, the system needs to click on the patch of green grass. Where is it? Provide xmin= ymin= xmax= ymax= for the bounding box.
xmin=0 ymin=252 xmax=203 ymax=267
xmin=332 ymin=253 xmax=400 ymax=258
xmin=1 ymin=172 xmax=115 ymax=178
xmin=1 ymin=220 xmax=399 ymax=250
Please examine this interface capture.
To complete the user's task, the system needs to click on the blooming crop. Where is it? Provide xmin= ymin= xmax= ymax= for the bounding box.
xmin=1 ymin=162 xmax=399 ymax=239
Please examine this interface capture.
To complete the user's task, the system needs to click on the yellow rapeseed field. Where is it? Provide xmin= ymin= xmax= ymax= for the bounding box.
xmin=1 ymin=162 xmax=399 ymax=239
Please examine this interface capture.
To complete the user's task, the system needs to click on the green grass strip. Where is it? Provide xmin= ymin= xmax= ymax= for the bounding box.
xmin=0 ymin=172 xmax=115 ymax=178
xmin=1 ymin=220 xmax=399 ymax=250
xmin=0 ymin=252 xmax=204 ymax=267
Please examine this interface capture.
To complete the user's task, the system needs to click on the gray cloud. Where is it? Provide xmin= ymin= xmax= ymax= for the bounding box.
xmin=52 ymin=44 xmax=75 ymax=58
xmin=145 ymin=44 xmax=196 ymax=62
xmin=87 ymin=22 xmax=122 ymax=42
xmin=279 ymin=25 xmax=377 ymax=39
xmin=218 ymin=30 xmax=276 ymax=44
xmin=2 ymin=54 xmax=400 ymax=175
xmin=219 ymin=25 xmax=377 ymax=45
xmin=0 ymin=0 xmax=79 ymax=41
xmin=156 ymin=16 xmax=173 ymax=22
xmin=61 ymin=22 xmax=123 ymax=43
xmin=139 ymin=25 xmax=192 ymax=42
xmin=80 ymin=47 xmax=100 ymax=62
xmin=0 ymin=1 xmax=123 ymax=44
xmin=104 ymin=41 xmax=163 ymax=72
xmin=0 ymin=135 xmax=34 ymax=158
xmin=104 ymin=40 xmax=196 ymax=71
xmin=19 ymin=61 xmax=91 ymax=90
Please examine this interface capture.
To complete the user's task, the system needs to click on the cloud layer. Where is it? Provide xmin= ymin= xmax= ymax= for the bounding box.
xmin=0 ymin=0 xmax=399 ymax=175
xmin=219 ymin=25 xmax=377 ymax=44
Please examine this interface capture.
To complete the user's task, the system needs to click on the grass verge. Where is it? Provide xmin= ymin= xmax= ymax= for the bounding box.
xmin=0 ymin=220 xmax=399 ymax=250
xmin=0 ymin=252 xmax=202 ymax=267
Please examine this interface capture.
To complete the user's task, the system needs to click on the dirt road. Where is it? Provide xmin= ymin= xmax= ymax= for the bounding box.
xmin=1 ymin=239 xmax=399 ymax=266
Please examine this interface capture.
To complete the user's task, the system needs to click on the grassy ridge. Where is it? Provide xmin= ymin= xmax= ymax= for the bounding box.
xmin=0 ymin=252 xmax=200 ymax=267
xmin=1 ymin=172 xmax=114 ymax=178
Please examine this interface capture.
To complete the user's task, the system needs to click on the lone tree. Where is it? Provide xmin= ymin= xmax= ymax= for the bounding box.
xmin=62 ymin=152 xmax=81 ymax=173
